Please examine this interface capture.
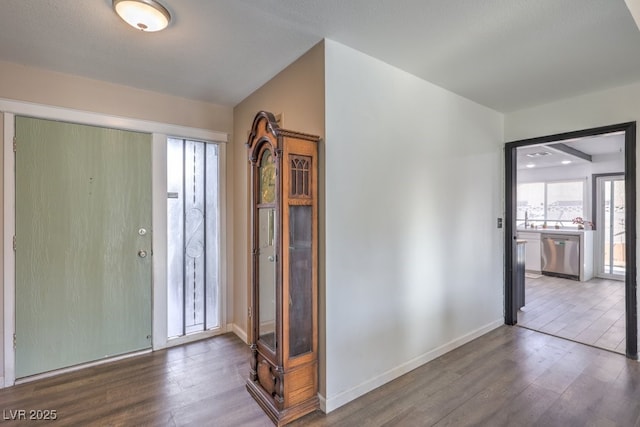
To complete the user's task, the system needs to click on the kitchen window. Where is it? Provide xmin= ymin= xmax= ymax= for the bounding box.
xmin=517 ymin=180 xmax=586 ymax=227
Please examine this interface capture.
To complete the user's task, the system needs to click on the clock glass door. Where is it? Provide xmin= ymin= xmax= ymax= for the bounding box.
xmin=258 ymin=149 xmax=277 ymax=351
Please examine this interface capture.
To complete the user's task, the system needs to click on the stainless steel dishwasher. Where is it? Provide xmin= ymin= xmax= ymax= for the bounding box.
xmin=541 ymin=234 xmax=580 ymax=280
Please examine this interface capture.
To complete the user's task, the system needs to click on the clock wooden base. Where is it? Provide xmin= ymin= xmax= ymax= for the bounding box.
xmin=246 ymin=378 xmax=319 ymax=426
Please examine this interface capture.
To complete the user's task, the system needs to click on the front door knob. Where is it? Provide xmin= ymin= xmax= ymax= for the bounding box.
xmin=138 ymin=250 xmax=148 ymax=258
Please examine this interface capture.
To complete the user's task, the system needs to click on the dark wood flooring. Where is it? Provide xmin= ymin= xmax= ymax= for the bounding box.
xmin=1 ymin=326 xmax=639 ymax=426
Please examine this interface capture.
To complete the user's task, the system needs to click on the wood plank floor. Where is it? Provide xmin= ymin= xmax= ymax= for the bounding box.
xmin=1 ymin=327 xmax=639 ymax=426
xmin=518 ymin=275 xmax=626 ymax=353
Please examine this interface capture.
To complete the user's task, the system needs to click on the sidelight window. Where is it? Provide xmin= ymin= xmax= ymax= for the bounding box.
xmin=167 ymin=138 xmax=221 ymax=338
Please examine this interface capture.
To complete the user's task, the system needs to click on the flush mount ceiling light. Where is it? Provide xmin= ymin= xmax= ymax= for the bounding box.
xmin=113 ymin=0 xmax=171 ymax=32
xmin=526 ymin=151 xmax=551 ymax=158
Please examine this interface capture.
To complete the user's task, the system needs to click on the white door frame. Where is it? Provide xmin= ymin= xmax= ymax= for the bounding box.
xmin=594 ymin=173 xmax=626 ymax=280
xmin=1 ymin=98 xmax=228 ymax=387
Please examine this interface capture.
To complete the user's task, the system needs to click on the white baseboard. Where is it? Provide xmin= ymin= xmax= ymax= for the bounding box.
xmin=231 ymin=323 xmax=248 ymax=344
xmin=0 ymin=376 xmax=4 ymax=388
xmin=324 ymin=318 xmax=504 ymax=413
xmin=318 ymin=393 xmax=327 ymax=413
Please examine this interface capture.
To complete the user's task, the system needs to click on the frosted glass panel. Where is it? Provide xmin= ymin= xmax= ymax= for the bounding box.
xmin=167 ymin=139 xmax=184 ymax=338
xmin=184 ymin=140 xmax=206 ymax=334
xmin=167 ymin=138 xmax=220 ymax=338
xmin=15 ymin=116 xmax=152 ymax=378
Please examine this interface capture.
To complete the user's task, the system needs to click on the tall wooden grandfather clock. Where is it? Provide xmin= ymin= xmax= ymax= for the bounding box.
xmin=246 ymin=111 xmax=320 ymax=425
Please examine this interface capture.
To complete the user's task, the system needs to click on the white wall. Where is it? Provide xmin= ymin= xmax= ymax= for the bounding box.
xmin=505 ymin=81 xmax=640 ymax=355
xmin=505 ymin=83 xmax=640 ymax=141
xmin=323 ymin=40 xmax=505 ymax=411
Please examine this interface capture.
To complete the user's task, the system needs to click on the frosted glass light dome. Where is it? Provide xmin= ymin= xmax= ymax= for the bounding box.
xmin=113 ymin=0 xmax=171 ymax=32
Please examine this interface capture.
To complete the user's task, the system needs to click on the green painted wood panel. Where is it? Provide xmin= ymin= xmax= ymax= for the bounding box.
xmin=15 ymin=116 xmax=152 ymax=378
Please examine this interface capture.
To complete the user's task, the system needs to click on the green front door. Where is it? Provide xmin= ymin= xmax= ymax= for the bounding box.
xmin=15 ymin=116 xmax=152 ymax=378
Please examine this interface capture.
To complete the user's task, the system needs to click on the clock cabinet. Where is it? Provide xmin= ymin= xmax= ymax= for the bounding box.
xmin=245 ymin=111 xmax=320 ymax=426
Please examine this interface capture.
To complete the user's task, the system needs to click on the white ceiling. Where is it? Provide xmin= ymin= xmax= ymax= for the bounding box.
xmin=1 ymin=0 xmax=640 ymax=112
xmin=517 ymin=132 xmax=625 ymax=170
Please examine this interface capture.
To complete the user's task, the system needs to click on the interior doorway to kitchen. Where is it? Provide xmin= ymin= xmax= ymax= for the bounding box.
xmin=504 ymin=122 xmax=637 ymax=359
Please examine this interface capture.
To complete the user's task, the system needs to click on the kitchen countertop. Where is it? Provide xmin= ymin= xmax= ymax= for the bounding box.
xmin=517 ymin=228 xmax=593 ymax=235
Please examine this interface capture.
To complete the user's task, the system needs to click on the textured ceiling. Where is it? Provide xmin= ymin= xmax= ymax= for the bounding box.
xmin=0 ymin=0 xmax=639 ymax=112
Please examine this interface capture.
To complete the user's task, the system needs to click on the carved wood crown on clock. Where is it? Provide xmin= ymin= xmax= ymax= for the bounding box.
xmin=246 ymin=111 xmax=320 ymax=163
xmin=245 ymin=111 xmax=320 ymax=426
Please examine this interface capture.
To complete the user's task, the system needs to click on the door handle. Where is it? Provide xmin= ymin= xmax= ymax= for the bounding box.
xmin=138 ymin=250 xmax=148 ymax=258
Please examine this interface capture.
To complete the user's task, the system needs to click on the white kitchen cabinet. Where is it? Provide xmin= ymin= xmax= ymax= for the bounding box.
xmin=517 ymin=231 xmax=541 ymax=273
xmin=581 ymin=231 xmax=594 ymax=281
xmin=518 ymin=229 xmax=594 ymax=281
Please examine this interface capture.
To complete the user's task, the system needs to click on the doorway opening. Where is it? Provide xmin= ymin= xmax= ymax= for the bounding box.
xmin=505 ymin=122 xmax=637 ymax=360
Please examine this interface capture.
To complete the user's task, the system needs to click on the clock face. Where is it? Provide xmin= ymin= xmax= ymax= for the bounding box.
xmin=260 ymin=150 xmax=276 ymax=204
